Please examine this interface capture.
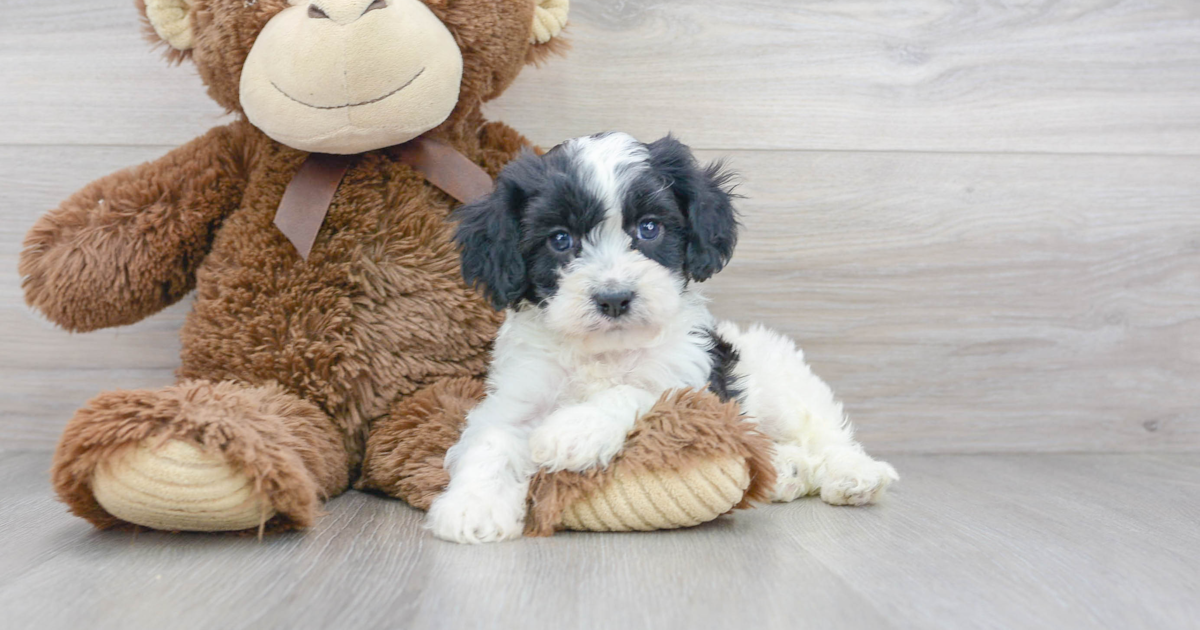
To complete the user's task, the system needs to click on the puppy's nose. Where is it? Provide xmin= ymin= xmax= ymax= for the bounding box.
xmin=593 ymin=291 xmax=635 ymax=319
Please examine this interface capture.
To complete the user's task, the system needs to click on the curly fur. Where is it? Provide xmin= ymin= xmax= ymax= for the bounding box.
xmin=24 ymin=0 xmax=769 ymax=534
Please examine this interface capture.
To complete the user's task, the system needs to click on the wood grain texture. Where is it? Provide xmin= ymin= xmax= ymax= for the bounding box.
xmin=0 ymin=0 xmax=230 ymax=148
xmin=1 ymin=146 xmax=184 ymax=449
xmin=490 ymin=0 xmax=1200 ymax=154
xmin=1 ymin=0 xmax=1199 ymax=154
xmin=2 ymin=451 xmax=1197 ymax=629
xmin=4 ymin=2 xmax=1198 ymax=625
xmin=3 ymin=146 xmax=1196 ymax=452
xmin=700 ymin=149 xmax=1200 ymax=453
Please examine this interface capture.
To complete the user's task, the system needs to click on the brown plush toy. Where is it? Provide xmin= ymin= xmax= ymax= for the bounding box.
xmin=20 ymin=0 xmax=774 ymax=536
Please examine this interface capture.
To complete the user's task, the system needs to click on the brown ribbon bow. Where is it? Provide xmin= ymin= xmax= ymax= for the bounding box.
xmin=273 ymin=135 xmax=495 ymax=260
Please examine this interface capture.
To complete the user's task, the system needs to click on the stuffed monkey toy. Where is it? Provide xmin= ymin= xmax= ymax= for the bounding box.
xmin=20 ymin=0 xmax=773 ymax=536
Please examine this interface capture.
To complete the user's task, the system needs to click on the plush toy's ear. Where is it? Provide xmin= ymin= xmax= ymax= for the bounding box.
xmin=647 ymin=136 xmax=740 ymax=282
xmin=138 ymin=0 xmax=195 ymax=51
xmin=453 ymin=152 xmax=544 ymax=310
xmin=527 ymin=0 xmax=569 ymax=65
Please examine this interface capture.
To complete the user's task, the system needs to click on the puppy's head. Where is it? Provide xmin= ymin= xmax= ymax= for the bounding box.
xmin=454 ymin=132 xmax=738 ymax=342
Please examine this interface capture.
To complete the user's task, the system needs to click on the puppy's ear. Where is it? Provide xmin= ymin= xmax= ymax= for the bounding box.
xmin=453 ymin=152 xmax=541 ymax=309
xmin=647 ymin=135 xmax=739 ymax=282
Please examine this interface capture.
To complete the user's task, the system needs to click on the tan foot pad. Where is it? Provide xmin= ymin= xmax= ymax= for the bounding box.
xmin=92 ymin=439 xmax=275 ymax=532
xmin=560 ymin=457 xmax=750 ymax=532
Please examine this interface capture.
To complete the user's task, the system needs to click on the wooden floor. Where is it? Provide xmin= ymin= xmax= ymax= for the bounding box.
xmin=2 ymin=450 xmax=1196 ymax=629
xmin=3 ymin=0 xmax=1199 ymax=628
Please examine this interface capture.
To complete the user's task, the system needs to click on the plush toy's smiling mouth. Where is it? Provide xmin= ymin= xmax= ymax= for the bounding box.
xmin=272 ymin=67 xmax=426 ymax=110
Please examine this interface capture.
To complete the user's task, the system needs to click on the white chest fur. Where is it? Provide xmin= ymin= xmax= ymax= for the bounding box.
xmin=490 ymin=293 xmax=716 ymax=412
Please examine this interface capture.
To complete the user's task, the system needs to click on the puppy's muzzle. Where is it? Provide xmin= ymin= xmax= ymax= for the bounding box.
xmin=593 ymin=290 xmax=635 ymax=319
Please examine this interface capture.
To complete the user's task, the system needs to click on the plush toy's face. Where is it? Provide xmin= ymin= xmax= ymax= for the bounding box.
xmin=239 ymin=0 xmax=463 ymax=154
xmin=140 ymin=0 xmax=568 ymax=154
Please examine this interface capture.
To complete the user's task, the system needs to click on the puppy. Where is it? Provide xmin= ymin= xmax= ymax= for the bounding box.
xmin=427 ymin=132 xmax=898 ymax=543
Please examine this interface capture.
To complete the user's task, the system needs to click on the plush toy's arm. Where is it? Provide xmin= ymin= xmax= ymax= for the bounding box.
xmin=20 ymin=121 xmax=255 ymax=332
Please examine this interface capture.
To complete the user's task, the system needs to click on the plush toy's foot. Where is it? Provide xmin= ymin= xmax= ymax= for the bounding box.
xmin=557 ymin=455 xmax=752 ymax=532
xmin=52 ymin=380 xmax=350 ymax=532
xmin=360 ymin=380 xmax=777 ymax=537
xmin=526 ymin=389 xmax=776 ymax=536
xmin=92 ymin=440 xmax=273 ymax=532
xmin=357 ymin=377 xmax=486 ymax=511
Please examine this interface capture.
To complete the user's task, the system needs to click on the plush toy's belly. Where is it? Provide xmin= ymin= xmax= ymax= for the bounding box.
xmin=177 ymin=155 xmax=501 ymax=448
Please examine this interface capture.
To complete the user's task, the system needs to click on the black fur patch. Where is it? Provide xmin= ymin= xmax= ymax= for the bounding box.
xmin=454 ymin=133 xmax=742 ymax=312
xmin=703 ymin=329 xmax=743 ymax=403
xmin=620 ymin=170 xmax=689 ymax=275
xmin=453 ymin=147 xmax=608 ymax=310
xmin=519 ymin=155 xmax=608 ymax=306
xmin=645 ymin=136 xmax=740 ymax=282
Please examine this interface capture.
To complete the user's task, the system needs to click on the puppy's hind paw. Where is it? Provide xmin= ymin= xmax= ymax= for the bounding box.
xmin=818 ymin=456 xmax=899 ymax=507
xmin=768 ymin=443 xmax=817 ymax=503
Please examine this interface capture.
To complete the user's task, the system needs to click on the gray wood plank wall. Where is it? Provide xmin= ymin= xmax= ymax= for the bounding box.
xmin=1 ymin=0 xmax=1197 ymax=453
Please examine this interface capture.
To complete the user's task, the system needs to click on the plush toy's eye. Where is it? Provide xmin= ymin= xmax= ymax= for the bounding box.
xmin=548 ymin=230 xmax=574 ymax=252
xmin=636 ymin=219 xmax=661 ymax=241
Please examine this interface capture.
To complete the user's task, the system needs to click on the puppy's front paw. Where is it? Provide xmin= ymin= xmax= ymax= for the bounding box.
xmin=818 ymin=452 xmax=899 ymax=506
xmin=530 ymin=406 xmax=629 ymax=473
xmin=426 ymin=487 xmax=525 ymax=544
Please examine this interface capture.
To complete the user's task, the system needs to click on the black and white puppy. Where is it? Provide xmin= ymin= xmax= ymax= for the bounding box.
xmin=427 ymin=132 xmax=898 ymax=544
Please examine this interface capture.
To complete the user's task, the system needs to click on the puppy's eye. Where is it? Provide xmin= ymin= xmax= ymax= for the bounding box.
xmin=636 ymin=219 xmax=661 ymax=241
xmin=547 ymin=230 xmax=574 ymax=252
